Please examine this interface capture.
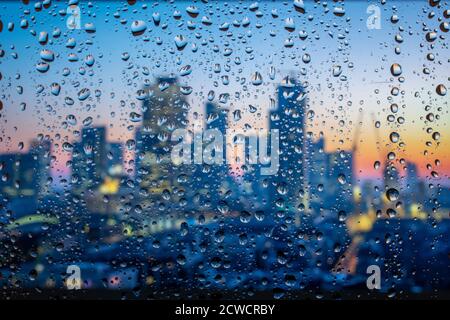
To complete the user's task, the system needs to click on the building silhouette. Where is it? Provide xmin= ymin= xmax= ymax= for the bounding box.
xmin=269 ymin=76 xmax=306 ymax=214
xmin=0 ymin=139 xmax=51 ymax=199
xmin=135 ymin=77 xmax=191 ymax=215
xmin=71 ymin=127 xmax=107 ymax=194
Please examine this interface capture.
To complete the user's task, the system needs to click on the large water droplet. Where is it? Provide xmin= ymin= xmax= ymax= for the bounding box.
xmin=390 ymin=132 xmax=400 ymax=143
xmin=36 ymin=62 xmax=49 ymax=73
xmin=174 ymin=35 xmax=187 ymax=51
xmin=386 ymin=188 xmax=399 ymax=201
xmin=390 ymin=63 xmax=402 ymax=76
xmin=131 ymin=20 xmax=147 ymax=36
xmin=78 ymin=88 xmax=91 ymax=101
xmin=251 ymin=71 xmax=263 ymax=86
xmin=436 ymin=84 xmax=447 ymax=96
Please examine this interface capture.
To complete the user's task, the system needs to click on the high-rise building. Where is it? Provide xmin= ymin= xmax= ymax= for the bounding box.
xmin=0 ymin=153 xmax=33 ymax=198
xmin=0 ymin=139 xmax=51 ymax=199
xmin=195 ymin=102 xmax=230 ymax=210
xmin=205 ymin=102 xmax=228 ymax=133
xmin=71 ymin=127 xmax=107 ymax=193
xmin=383 ymin=161 xmax=400 ymax=191
xmin=269 ymin=76 xmax=306 ymax=213
xmin=106 ymin=142 xmax=123 ymax=177
xmin=305 ymin=137 xmax=328 ymax=214
xmin=304 ymin=137 xmax=354 ymax=216
xmin=135 ymin=77 xmax=190 ymax=214
xmin=327 ymin=150 xmax=354 ymax=213
xmin=405 ymin=162 xmax=426 ymax=213
xmin=405 ymin=162 xmax=420 ymax=195
xmin=30 ymin=139 xmax=52 ymax=196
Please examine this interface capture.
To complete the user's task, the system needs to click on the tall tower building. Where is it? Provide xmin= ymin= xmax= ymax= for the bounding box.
xmin=106 ymin=142 xmax=124 ymax=177
xmin=383 ymin=161 xmax=400 ymax=191
xmin=405 ymin=161 xmax=425 ymax=214
xmin=269 ymin=76 xmax=306 ymax=213
xmin=305 ymin=136 xmax=328 ymax=214
xmin=71 ymin=126 xmax=107 ymax=194
xmin=328 ymin=150 xmax=354 ymax=213
xmin=30 ymin=139 xmax=52 ymax=196
xmin=205 ymin=102 xmax=228 ymax=133
xmin=135 ymin=77 xmax=190 ymax=213
xmin=192 ymin=102 xmax=230 ymax=211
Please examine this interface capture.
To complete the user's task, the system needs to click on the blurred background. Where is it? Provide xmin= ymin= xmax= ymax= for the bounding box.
xmin=0 ymin=0 xmax=448 ymax=299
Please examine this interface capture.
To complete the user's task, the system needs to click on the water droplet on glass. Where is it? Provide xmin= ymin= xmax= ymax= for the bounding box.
xmin=390 ymin=132 xmax=400 ymax=143
xmin=174 ymin=35 xmax=187 ymax=51
xmin=436 ymin=84 xmax=447 ymax=96
xmin=40 ymin=49 xmax=54 ymax=62
xmin=131 ymin=20 xmax=147 ymax=36
xmin=78 ymin=88 xmax=90 ymax=101
xmin=390 ymin=63 xmax=402 ymax=76
xmin=386 ymin=188 xmax=399 ymax=201
xmin=251 ymin=71 xmax=263 ymax=86
xmin=36 ymin=62 xmax=49 ymax=73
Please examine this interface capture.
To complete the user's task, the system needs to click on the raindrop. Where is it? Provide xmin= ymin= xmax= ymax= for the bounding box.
xmin=390 ymin=63 xmax=402 ymax=76
xmin=121 ymin=52 xmax=130 ymax=61
xmin=179 ymin=65 xmax=192 ymax=76
xmin=186 ymin=5 xmax=199 ymax=18
xmin=152 ymin=12 xmax=161 ymax=26
xmin=390 ymin=132 xmax=400 ymax=143
xmin=284 ymin=18 xmax=295 ymax=32
xmin=425 ymin=31 xmax=437 ymax=42
xmin=333 ymin=7 xmax=345 ymax=17
xmin=129 ymin=112 xmax=142 ymax=122
xmin=251 ymin=72 xmax=263 ymax=86
xmin=38 ymin=31 xmax=48 ymax=45
xmin=432 ymin=132 xmax=440 ymax=141
xmin=131 ymin=20 xmax=147 ymax=36
xmin=180 ymin=86 xmax=193 ymax=95
xmin=36 ymin=62 xmax=49 ymax=73
xmin=84 ymin=54 xmax=95 ymax=67
xmin=78 ymin=88 xmax=91 ymax=101
xmin=84 ymin=22 xmax=96 ymax=33
xmin=302 ymin=53 xmax=311 ymax=63
xmin=50 ymin=83 xmax=61 ymax=96
xmin=332 ymin=65 xmax=342 ymax=77
xmin=337 ymin=174 xmax=346 ymax=185
xmin=82 ymin=116 xmax=93 ymax=127
xmin=436 ymin=84 xmax=447 ymax=96
xmin=40 ymin=49 xmax=54 ymax=62
xmin=174 ymin=35 xmax=187 ymax=50
xmin=269 ymin=66 xmax=276 ymax=80
xmin=126 ymin=139 xmax=136 ymax=150
xmin=66 ymin=114 xmax=77 ymax=126
xmin=293 ymin=0 xmax=306 ymax=14
xmin=62 ymin=142 xmax=74 ymax=152
xmin=374 ymin=161 xmax=381 ymax=170
xmin=386 ymin=188 xmax=399 ymax=202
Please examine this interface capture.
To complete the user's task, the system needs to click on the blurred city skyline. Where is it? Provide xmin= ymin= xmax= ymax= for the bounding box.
xmin=0 ymin=0 xmax=448 ymax=186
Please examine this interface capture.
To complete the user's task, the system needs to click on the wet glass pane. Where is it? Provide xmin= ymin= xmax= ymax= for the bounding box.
xmin=0 ymin=0 xmax=448 ymax=301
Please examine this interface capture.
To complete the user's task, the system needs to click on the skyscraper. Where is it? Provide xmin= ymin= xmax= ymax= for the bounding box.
xmin=383 ymin=161 xmax=400 ymax=200
xmin=192 ymin=102 xmax=230 ymax=212
xmin=405 ymin=162 xmax=426 ymax=214
xmin=269 ymin=76 xmax=306 ymax=213
xmin=71 ymin=127 xmax=107 ymax=194
xmin=305 ymin=136 xmax=328 ymax=214
xmin=0 ymin=139 xmax=51 ymax=199
xmin=327 ymin=150 xmax=354 ymax=213
xmin=205 ymin=102 xmax=228 ymax=133
xmin=135 ymin=77 xmax=190 ymax=214
xmin=106 ymin=142 xmax=124 ymax=177
xmin=30 ymin=138 xmax=52 ymax=196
